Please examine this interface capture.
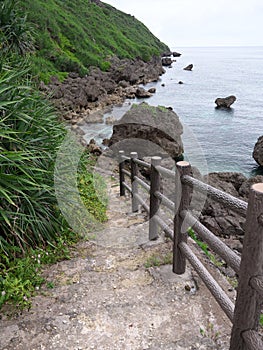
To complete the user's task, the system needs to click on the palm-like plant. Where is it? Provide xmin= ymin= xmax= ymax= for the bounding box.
xmin=0 ymin=0 xmax=34 ymax=56
xmin=0 ymin=59 xmax=67 ymax=256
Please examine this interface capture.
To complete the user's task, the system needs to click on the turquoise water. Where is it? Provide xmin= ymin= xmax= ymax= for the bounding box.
xmin=82 ymin=47 xmax=263 ymax=176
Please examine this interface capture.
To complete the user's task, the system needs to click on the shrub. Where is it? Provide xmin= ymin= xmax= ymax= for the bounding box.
xmin=0 ymin=58 xmax=67 ymax=257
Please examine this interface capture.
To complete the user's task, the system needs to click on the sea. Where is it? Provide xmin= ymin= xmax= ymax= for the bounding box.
xmin=81 ymin=46 xmax=263 ymax=177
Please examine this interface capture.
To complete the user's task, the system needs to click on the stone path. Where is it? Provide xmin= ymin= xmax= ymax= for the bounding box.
xmin=0 ymin=176 xmax=233 ymax=350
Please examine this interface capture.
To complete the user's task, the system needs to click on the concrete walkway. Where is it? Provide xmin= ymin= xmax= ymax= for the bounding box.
xmin=0 ymin=176 xmax=233 ymax=350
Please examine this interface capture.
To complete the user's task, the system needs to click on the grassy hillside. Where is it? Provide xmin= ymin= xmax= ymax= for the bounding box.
xmin=19 ymin=0 xmax=170 ymax=82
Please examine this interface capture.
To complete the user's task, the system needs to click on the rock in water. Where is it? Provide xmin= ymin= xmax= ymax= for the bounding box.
xmin=161 ymin=57 xmax=173 ymax=66
xmin=183 ymin=64 xmax=193 ymax=71
xmin=108 ymin=102 xmax=184 ymax=159
xmin=215 ymin=95 xmax=236 ymax=108
xmin=135 ymin=87 xmax=152 ymax=98
xmin=173 ymin=51 xmax=182 ymax=57
xmin=253 ymin=135 xmax=263 ymax=166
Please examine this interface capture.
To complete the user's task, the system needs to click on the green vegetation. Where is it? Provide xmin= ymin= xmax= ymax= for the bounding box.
xmin=0 ymin=229 xmax=79 ymax=312
xmin=144 ymin=251 xmax=173 ymax=268
xmin=188 ymin=228 xmax=224 ymax=268
xmin=0 ymin=0 xmax=34 ymax=56
xmin=199 ymin=321 xmax=220 ymax=343
xmin=78 ymin=154 xmax=108 ymax=223
xmin=0 ymin=62 xmax=107 ymax=308
xmin=0 ymin=60 xmax=68 ymax=257
xmin=0 ymin=1 xmax=108 ymax=311
xmin=0 ymin=0 xmax=169 ymax=313
xmin=18 ymin=0 xmax=169 ymax=82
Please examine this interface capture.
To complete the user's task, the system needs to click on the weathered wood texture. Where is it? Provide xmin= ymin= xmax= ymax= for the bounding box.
xmin=118 ymin=153 xmax=263 ymax=349
xmin=149 ymin=156 xmax=162 ymax=240
xmin=230 ymin=183 xmax=263 ymax=350
xmin=181 ymin=210 xmax=241 ymax=274
xmin=182 ymin=174 xmax=248 ymax=217
xmin=130 ymin=152 xmax=139 ymax=212
xmin=173 ymin=161 xmax=192 ymax=274
xmin=179 ymin=241 xmax=234 ymax=322
xmin=119 ymin=150 xmax=125 ymax=196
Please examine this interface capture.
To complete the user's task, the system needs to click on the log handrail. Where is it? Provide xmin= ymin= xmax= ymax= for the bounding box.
xmin=118 ymin=151 xmax=263 ymax=349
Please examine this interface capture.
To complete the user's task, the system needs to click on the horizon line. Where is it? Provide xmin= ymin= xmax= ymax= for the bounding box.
xmin=169 ymin=45 xmax=263 ymax=48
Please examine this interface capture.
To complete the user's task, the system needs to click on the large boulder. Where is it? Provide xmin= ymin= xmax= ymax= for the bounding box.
xmin=108 ymin=102 xmax=184 ymax=159
xmin=253 ymin=135 xmax=263 ymax=166
xmin=215 ymin=95 xmax=236 ymax=108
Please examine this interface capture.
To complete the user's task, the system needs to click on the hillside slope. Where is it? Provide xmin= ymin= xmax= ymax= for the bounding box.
xmin=19 ymin=0 xmax=170 ymax=81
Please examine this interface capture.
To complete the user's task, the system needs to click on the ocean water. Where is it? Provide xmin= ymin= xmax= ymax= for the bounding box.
xmin=82 ymin=46 xmax=263 ymax=176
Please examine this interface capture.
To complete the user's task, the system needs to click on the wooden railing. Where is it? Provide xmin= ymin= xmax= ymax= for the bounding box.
xmin=118 ymin=150 xmax=263 ymax=350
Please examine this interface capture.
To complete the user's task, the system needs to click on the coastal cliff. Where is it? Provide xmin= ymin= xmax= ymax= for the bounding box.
xmin=20 ymin=0 xmax=170 ymax=82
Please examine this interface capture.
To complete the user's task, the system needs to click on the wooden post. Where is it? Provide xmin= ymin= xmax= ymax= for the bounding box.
xmin=230 ymin=183 xmax=263 ymax=350
xmin=173 ymin=161 xmax=192 ymax=274
xmin=149 ymin=156 xmax=162 ymax=240
xmin=130 ymin=152 xmax=139 ymax=212
xmin=119 ymin=150 xmax=125 ymax=196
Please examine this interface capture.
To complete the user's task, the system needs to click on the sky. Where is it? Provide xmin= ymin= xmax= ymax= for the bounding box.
xmin=103 ymin=0 xmax=263 ymax=47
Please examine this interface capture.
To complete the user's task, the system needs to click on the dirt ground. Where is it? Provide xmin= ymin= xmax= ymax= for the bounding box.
xmin=0 ymin=177 xmax=234 ymax=350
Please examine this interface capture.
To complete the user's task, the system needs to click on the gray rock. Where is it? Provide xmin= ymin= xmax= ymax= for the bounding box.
xmin=183 ymin=64 xmax=193 ymax=71
xmin=87 ymin=139 xmax=102 ymax=156
xmin=201 ymin=172 xmax=248 ymax=240
xmin=172 ymin=51 xmax=182 ymax=57
xmin=238 ymin=175 xmax=263 ymax=199
xmin=43 ymin=56 xmax=165 ymax=120
xmin=148 ymin=87 xmax=156 ymax=93
xmin=162 ymin=51 xmax=172 ymax=57
xmin=105 ymin=116 xmax=117 ymax=125
xmin=108 ymin=102 xmax=184 ymax=159
xmin=215 ymin=95 xmax=236 ymax=108
xmin=124 ymin=86 xmax=137 ymax=99
xmin=253 ymin=135 xmax=263 ymax=166
xmin=135 ymin=87 xmax=152 ymax=98
xmin=162 ymin=57 xmax=172 ymax=66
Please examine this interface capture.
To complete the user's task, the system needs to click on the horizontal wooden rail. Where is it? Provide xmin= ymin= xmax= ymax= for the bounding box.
xmin=155 ymin=165 xmax=176 ymax=179
xmin=134 ymin=176 xmax=150 ymax=192
xmin=133 ymin=158 xmax=151 ymax=168
xmin=122 ymin=182 xmax=132 ymax=193
xmin=134 ymin=193 xmax=150 ymax=213
xmin=179 ymin=241 xmax=235 ymax=322
xmin=122 ymin=169 xmax=131 ymax=178
xmin=120 ymin=154 xmax=130 ymax=161
xmin=181 ymin=210 xmax=241 ymax=274
xmin=118 ymin=151 xmax=263 ymax=349
xmin=182 ymin=175 xmax=248 ymax=217
xmin=155 ymin=190 xmax=175 ymax=212
xmin=153 ymin=215 xmax=173 ymax=240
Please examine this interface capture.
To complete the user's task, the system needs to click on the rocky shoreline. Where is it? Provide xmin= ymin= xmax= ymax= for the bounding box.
xmin=42 ymin=54 xmax=262 ymax=253
xmin=40 ymin=55 xmax=166 ymax=129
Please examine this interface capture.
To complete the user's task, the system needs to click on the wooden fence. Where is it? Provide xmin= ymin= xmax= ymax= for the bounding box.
xmin=118 ymin=150 xmax=263 ymax=350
